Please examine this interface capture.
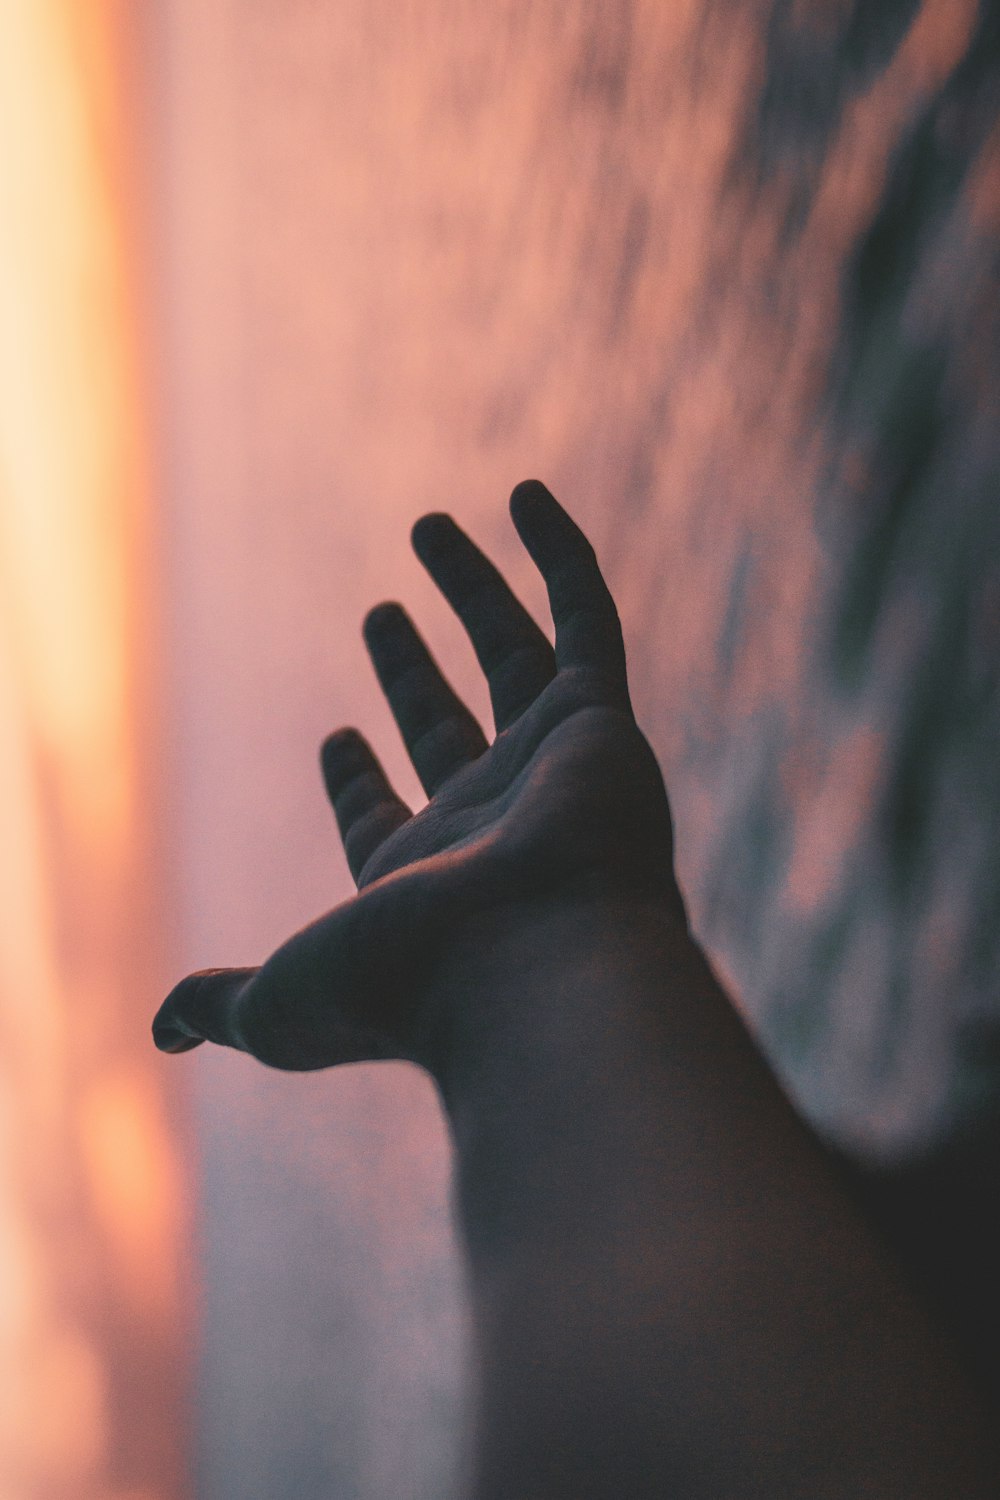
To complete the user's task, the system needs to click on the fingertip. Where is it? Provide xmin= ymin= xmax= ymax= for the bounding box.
xmin=362 ymin=600 xmax=406 ymax=641
xmin=152 ymin=968 xmax=256 ymax=1055
xmin=321 ymin=726 xmax=361 ymax=788
xmin=321 ymin=726 xmax=379 ymax=804
xmin=152 ymin=981 xmax=205 ymax=1053
xmin=321 ymin=725 xmax=363 ymax=763
xmin=411 ymin=511 xmax=457 ymax=559
xmin=509 ymin=478 xmax=554 ymax=515
xmin=510 ymin=480 xmax=575 ymax=570
xmin=509 ymin=481 xmax=565 ymax=553
xmin=152 ymin=1020 xmax=203 ymax=1054
xmin=512 ymin=477 xmax=551 ymax=507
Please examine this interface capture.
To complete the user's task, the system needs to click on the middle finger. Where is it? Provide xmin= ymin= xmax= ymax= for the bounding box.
xmin=411 ymin=512 xmax=557 ymax=732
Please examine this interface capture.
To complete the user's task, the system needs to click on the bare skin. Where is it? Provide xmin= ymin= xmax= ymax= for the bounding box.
xmin=154 ymin=480 xmax=997 ymax=1496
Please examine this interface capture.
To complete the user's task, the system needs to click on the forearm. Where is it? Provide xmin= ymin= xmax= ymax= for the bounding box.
xmin=426 ymin=890 xmax=997 ymax=1498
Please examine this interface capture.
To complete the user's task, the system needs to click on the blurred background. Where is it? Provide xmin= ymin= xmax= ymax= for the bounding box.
xmin=1 ymin=1 xmax=997 ymax=1496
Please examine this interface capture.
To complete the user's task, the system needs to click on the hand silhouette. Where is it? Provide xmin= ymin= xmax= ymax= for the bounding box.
xmin=152 ymin=480 xmax=684 ymax=1075
xmin=151 ymin=482 xmax=1000 ymax=1499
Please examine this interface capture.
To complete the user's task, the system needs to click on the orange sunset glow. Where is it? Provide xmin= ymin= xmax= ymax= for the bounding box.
xmin=0 ymin=4 xmax=188 ymax=1497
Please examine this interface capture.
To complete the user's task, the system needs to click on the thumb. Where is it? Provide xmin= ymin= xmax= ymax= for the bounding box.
xmin=151 ymin=880 xmax=429 ymax=1071
xmin=152 ymin=967 xmax=258 ymax=1055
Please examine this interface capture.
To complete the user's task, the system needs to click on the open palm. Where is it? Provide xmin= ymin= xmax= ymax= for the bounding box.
xmin=153 ymin=481 xmax=683 ymax=1073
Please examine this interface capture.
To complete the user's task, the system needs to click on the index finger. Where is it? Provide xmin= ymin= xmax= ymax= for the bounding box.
xmin=508 ymin=480 xmax=630 ymax=696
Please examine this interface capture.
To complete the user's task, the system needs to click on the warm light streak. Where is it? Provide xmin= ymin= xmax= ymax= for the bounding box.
xmin=0 ymin=4 xmax=134 ymax=850
xmin=0 ymin=4 xmax=187 ymax=1497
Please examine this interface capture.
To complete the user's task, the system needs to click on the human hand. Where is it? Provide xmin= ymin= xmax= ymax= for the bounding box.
xmin=152 ymin=480 xmax=685 ymax=1074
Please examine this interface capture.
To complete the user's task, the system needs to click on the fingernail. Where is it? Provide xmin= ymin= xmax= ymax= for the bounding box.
xmin=152 ymin=1020 xmax=203 ymax=1054
xmin=152 ymin=983 xmax=205 ymax=1051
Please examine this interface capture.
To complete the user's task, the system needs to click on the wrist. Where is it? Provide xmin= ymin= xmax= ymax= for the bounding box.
xmin=416 ymin=883 xmax=729 ymax=1265
xmin=419 ymin=882 xmax=690 ymax=1108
